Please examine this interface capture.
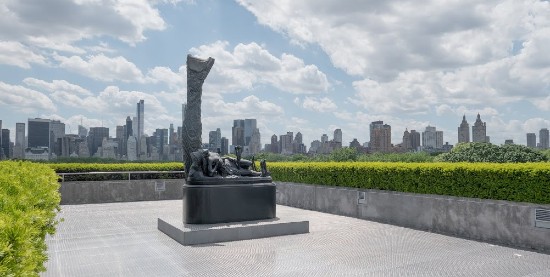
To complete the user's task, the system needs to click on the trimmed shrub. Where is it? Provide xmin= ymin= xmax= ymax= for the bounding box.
xmin=48 ymin=163 xmax=185 ymax=182
xmin=436 ymin=142 xmax=547 ymax=163
xmin=268 ymin=162 xmax=550 ymax=204
xmin=0 ymin=161 xmax=61 ymax=276
xmin=48 ymin=162 xmax=184 ymax=173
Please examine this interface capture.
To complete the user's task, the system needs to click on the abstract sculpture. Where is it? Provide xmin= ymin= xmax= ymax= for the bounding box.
xmin=181 ymin=55 xmax=275 ymax=224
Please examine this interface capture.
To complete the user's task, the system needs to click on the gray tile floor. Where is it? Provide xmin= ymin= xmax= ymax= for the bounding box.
xmin=43 ymin=200 xmax=550 ymax=276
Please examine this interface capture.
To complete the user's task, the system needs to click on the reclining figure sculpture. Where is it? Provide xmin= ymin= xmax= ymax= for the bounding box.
xmin=186 ymin=147 xmax=270 ymax=181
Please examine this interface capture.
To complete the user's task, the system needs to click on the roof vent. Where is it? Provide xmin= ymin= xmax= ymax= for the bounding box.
xmin=535 ymin=208 xmax=550 ymax=229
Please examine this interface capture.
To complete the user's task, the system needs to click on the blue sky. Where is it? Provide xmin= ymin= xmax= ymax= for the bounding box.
xmin=1 ymin=0 xmax=549 ymax=147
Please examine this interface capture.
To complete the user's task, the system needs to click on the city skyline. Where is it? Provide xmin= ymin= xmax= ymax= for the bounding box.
xmin=1 ymin=1 xmax=550 ymax=146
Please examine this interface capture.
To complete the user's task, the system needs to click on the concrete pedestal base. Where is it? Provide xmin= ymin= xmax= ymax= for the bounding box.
xmin=158 ymin=216 xmax=309 ymax=246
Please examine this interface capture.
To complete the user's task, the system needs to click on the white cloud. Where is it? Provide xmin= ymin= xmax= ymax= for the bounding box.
xmin=146 ymin=66 xmax=186 ymax=89
xmin=435 ymin=104 xmax=499 ymax=117
xmin=239 ymin=0 xmax=550 ymax=113
xmin=0 ymin=41 xmax=47 ymax=68
xmin=54 ymin=53 xmax=145 ymax=82
xmin=301 ymin=97 xmax=337 ymax=112
xmin=0 ymin=0 xmax=169 ymax=48
xmin=0 ymin=81 xmax=56 ymax=113
xmin=189 ymin=41 xmax=330 ymax=94
xmin=206 ymin=95 xmax=283 ymax=117
xmin=23 ymin=78 xmax=92 ymax=96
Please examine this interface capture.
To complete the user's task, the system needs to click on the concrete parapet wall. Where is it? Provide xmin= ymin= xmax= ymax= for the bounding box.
xmin=275 ymin=182 xmax=550 ymax=252
xmin=60 ymin=179 xmax=183 ymax=204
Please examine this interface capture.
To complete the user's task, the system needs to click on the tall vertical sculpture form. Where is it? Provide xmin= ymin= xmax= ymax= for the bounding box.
xmin=182 ymin=55 xmax=215 ymax=175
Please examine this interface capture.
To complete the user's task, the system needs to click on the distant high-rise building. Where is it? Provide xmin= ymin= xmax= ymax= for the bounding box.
xmin=402 ymin=129 xmax=411 ymax=150
xmin=244 ymin=119 xmax=257 ymax=146
xmin=540 ymin=128 xmax=549 ymax=149
xmin=125 ymin=116 xmax=133 ymax=138
xmin=527 ymin=133 xmax=536 ymax=148
xmin=50 ymin=120 xmax=65 ymax=156
xmin=321 ymin=134 xmax=328 ymax=143
xmin=116 ymin=125 xmax=126 ymax=157
xmin=310 ymin=140 xmax=321 ymax=153
xmin=0 ymin=120 xmax=2 ymax=159
xmin=127 ymin=136 xmax=137 ymax=161
xmin=472 ymin=114 xmax=487 ymax=143
xmin=232 ymin=120 xmax=245 ymax=147
xmin=292 ymin=132 xmax=306 ymax=154
xmin=410 ymin=130 xmax=421 ymax=151
xmin=28 ymin=118 xmax=50 ymax=149
xmin=270 ymin=134 xmax=279 ymax=153
xmin=154 ymin=129 xmax=168 ymax=158
xmin=422 ymin=126 xmax=443 ymax=149
xmin=295 ymin=132 xmax=303 ymax=145
xmin=137 ymin=99 xmax=144 ymax=138
xmin=220 ymin=137 xmax=229 ymax=156
xmin=249 ymin=128 xmax=261 ymax=155
xmin=14 ymin=123 xmax=25 ymax=159
xmin=504 ymin=139 xmax=514 ymax=145
xmin=369 ymin=121 xmax=391 ymax=152
xmin=209 ymin=128 xmax=222 ymax=152
xmin=87 ymin=127 xmax=109 ymax=156
xmin=169 ymin=124 xmax=175 ymax=145
xmin=457 ymin=115 xmax=470 ymax=144
xmin=1 ymin=129 xmax=10 ymax=159
xmin=280 ymin=133 xmax=293 ymax=155
xmin=334 ymin=129 xmax=342 ymax=143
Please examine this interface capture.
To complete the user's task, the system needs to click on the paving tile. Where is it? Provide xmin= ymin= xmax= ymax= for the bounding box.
xmin=42 ymin=200 xmax=550 ymax=276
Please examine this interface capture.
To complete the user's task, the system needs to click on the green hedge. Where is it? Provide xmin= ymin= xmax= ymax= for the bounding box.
xmin=48 ymin=162 xmax=184 ymax=173
xmin=269 ymin=162 xmax=550 ymax=204
xmin=0 ymin=161 xmax=61 ymax=276
xmin=48 ymin=163 xmax=185 ymax=182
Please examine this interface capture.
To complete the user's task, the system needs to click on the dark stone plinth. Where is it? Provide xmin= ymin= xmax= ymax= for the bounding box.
xmin=182 ymin=182 xmax=276 ymax=224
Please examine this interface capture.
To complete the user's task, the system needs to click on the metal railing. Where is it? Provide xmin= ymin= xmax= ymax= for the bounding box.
xmin=57 ymin=171 xmax=186 ymax=182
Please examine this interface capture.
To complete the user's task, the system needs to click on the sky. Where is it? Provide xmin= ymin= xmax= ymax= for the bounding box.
xmin=1 ymin=0 xmax=549 ymax=147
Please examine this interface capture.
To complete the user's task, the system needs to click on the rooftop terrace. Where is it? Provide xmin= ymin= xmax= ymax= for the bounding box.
xmin=43 ymin=200 xmax=550 ymax=276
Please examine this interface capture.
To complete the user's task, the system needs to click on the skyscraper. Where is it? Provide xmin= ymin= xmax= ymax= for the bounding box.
xmin=270 ymin=134 xmax=279 ymax=153
xmin=369 ymin=121 xmax=391 ymax=153
xmin=0 ymin=120 xmax=2 ymax=159
xmin=410 ymin=130 xmax=421 ymax=151
xmin=137 ymin=100 xmax=144 ymax=138
xmin=28 ymin=118 xmax=50 ymax=149
xmin=540 ymin=128 xmax=549 ymax=149
xmin=14 ymin=123 xmax=25 ymax=159
xmin=88 ymin=127 xmax=109 ymax=156
xmin=125 ymin=116 xmax=133 ymax=139
xmin=472 ymin=114 xmax=487 ymax=143
xmin=208 ymin=128 xmax=222 ymax=152
xmin=333 ymin=129 xmax=342 ymax=143
xmin=526 ymin=133 xmax=536 ymax=148
xmin=244 ymin=119 xmax=257 ymax=146
xmin=457 ymin=115 xmax=470 ymax=144
xmin=1 ymin=129 xmax=10 ymax=159
xmin=402 ymin=129 xmax=411 ymax=150
xmin=321 ymin=134 xmax=328 ymax=143
xmin=220 ymin=137 xmax=229 ymax=156
xmin=280 ymin=133 xmax=293 ymax=154
xmin=50 ymin=120 xmax=65 ymax=156
xmin=249 ymin=128 xmax=261 ymax=154
xmin=422 ymin=126 xmax=443 ymax=149
xmin=232 ymin=120 xmax=245 ymax=147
